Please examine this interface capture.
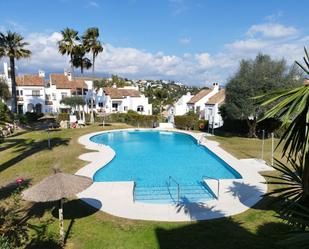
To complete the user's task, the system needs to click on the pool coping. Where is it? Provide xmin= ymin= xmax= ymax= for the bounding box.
xmin=76 ymin=128 xmax=274 ymax=222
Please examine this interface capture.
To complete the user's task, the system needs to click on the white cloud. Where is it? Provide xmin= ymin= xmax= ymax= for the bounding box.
xmin=247 ymin=23 xmax=298 ymax=38
xmin=88 ymin=1 xmax=99 ymax=7
xmin=2 ymin=20 xmax=307 ymax=87
xmin=169 ymin=0 xmax=188 ymax=15
xmin=179 ymin=36 xmax=191 ymax=45
xmin=225 ymin=39 xmax=269 ymax=52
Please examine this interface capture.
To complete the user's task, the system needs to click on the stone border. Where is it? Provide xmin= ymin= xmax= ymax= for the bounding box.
xmin=76 ymin=128 xmax=273 ymax=221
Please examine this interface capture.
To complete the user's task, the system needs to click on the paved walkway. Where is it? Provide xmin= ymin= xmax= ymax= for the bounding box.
xmin=76 ymin=128 xmax=274 ymax=221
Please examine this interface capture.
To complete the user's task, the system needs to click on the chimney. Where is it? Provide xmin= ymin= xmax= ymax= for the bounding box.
xmin=38 ymin=70 xmax=45 ymax=78
xmin=212 ymin=82 xmax=219 ymax=91
xmin=67 ymin=71 xmax=72 ymax=81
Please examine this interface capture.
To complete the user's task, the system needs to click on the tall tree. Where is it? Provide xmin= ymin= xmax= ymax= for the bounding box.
xmin=58 ymin=28 xmax=80 ymax=74
xmin=82 ymin=27 xmax=103 ymax=75
xmin=224 ymin=53 xmax=301 ymax=137
xmin=0 ymin=78 xmax=10 ymax=101
xmin=0 ymin=31 xmax=31 ymax=113
xmin=83 ymin=27 xmax=103 ymax=124
xmin=70 ymin=44 xmax=92 ymax=75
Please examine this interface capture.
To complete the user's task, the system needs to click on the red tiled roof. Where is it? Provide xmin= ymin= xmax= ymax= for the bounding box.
xmin=103 ymin=87 xmax=141 ymax=99
xmin=50 ymin=74 xmax=87 ymax=90
xmin=187 ymin=89 xmax=212 ymax=104
xmin=16 ymin=75 xmax=44 ymax=87
xmin=206 ymin=89 xmax=225 ymax=105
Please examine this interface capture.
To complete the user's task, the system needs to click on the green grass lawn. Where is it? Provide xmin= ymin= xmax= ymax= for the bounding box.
xmin=0 ymin=125 xmax=296 ymax=249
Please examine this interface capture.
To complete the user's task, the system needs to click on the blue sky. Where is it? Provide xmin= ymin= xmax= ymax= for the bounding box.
xmin=0 ymin=0 xmax=309 ymax=86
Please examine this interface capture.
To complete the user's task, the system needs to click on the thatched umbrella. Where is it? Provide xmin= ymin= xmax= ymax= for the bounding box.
xmin=38 ymin=114 xmax=56 ymax=121
xmin=22 ymin=173 xmax=92 ymax=243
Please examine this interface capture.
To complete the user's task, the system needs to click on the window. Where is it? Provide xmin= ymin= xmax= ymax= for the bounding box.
xmin=16 ymin=90 xmax=23 ymax=96
xmin=52 ymin=93 xmax=56 ymax=100
xmin=32 ymin=90 xmax=40 ymax=96
xmin=124 ymin=106 xmax=128 ymax=111
xmin=98 ymin=102 xmax=104 ymax=107
xmin=61 ymin=92 xmax=67 ymax=99
xmin=137 ymin=105 xmax=144 ymax=112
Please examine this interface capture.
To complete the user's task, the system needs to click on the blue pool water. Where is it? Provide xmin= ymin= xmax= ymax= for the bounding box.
xmin=91 ymin=130 xmax=241 ymax=203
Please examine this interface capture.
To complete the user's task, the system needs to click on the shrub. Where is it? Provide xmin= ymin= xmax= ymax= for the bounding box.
xmin=24 ymin=112 xmax=44 ymax=123
xmin=56 ymin=113 xmax=69 ymax=122
xmin=0 ymin=102 xmax=13 ymax=124
xmin=105 ymin=112 xmax=158 ymax=127
xmin=174 ymin=115 xmax=197 ymax=130
xmin=195 ymin=119 xmax=208 ymax=131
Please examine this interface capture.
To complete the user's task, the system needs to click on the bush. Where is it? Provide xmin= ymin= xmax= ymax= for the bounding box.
xmin=105 ymin=112 xmax=158 ymax=127
xmin=56 ymin=113 xmax=69 ymax=122
xmin=24 ymin=112 xmax=44 ymax=123
xmin=0 ymin=102 xmax=13 ymax=124
xmin=195 ymin=119 xmax=208 ymax=131
xmin=174 ymin=115 xmax=197 ymax=130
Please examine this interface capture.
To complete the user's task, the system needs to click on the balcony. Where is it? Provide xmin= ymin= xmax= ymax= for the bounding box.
xmin=45 ymin=101 xmax=53 ymax=105
xmin=17 ymin=96 xmax=23 ymax=102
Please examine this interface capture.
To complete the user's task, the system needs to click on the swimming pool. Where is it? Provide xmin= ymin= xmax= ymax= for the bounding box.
xmin=91 ymin=130 xmax=242 ymax=203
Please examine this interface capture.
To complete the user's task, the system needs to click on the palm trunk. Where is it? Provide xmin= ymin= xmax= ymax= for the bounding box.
xmin=92 ymin=53 xmax=95 ymax=75
xmin=9 ymin=57 xmax=17 ymax=113
xmin=302 ymin=153 xmax=309 ymax=201
xmin=90 ymin=53 xmax=95 ymax=124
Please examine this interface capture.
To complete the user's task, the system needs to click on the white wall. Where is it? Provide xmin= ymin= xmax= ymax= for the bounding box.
xmin=205 ymin=103 xmax=224 ymax=128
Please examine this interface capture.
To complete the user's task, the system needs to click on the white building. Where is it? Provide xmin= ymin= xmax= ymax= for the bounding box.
xmin=204 ymin=89 xmax=225 ymax=128
xmin=102 ymin=86 xmax=152 ymax=115
xmin=15 ymin=74 xmax=46 ymax=114
xmin=167 ymin=92 xmax=193 ymax=116
xmin=187 ymin=83 xmax=219 ymax=118
xmin=1 ymin=63 xmax=153 ymax=115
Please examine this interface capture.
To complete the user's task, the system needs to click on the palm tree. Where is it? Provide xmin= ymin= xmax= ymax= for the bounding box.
xmin=70 ymin=44 xmax=92 ymax=75
xmin=82 ymin=27 xmax=103 ymax=75
xmin=83 ymin=27 xmax=103 ymax=124
xmin=0 ymin=31 xmax=31 ymax=113
xmin=257 ymin=47 xmax=309 ymax=229
xmin=58 ymin=28 xmax=80 ymax=74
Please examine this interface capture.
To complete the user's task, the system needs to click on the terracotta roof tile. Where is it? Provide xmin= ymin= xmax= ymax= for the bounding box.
xmin=187 ymin=89 xmax=212 ymax=104
xmin=206 ymin=89 xmax=225 ymax=105
xmin=103 ymin=87 xmax=141 ymax=99
xmin=16 ymin=75 xmax=44 ymax=87
xmin=50 ymin=74 xmax=87 ymax=90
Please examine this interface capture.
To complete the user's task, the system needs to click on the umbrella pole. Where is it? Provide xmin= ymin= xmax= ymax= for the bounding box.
xmin=59 ymin=198 xmax=64 ymax=244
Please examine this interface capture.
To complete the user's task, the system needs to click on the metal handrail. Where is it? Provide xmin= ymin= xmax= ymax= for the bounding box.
xmin=202 ymin=175 xmax=220 ymax=200
xmin=198 ymin=134 xmax=206 ymax=144
xmin=133 ymin=182 xmax=136 ymax=202
xmin=168 ymin=176 xmax=180 ymax=204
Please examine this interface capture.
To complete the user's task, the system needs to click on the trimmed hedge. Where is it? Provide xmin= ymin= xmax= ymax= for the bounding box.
xmin=174 ymin=114 xmax=208 ymax=131
xmin=104 ymin=111 xmax=158 ymax=127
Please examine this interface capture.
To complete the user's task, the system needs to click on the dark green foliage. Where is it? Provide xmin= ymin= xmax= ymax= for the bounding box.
xmin=0 ymin=189 xmax=29 ymax=247
xmin=24 ymin=112 xmax=44 ymax=123
xmin=224 ymin=53 xmax=302 ymax=137
xmin=60 ymin=96 xmax=85 ymax=107
xmin=0 ymin=78 xmax=10 ymax=100
xmin=0 ymin=102 xmax=13 ymax=124
xmin=105 ymin=112 xmax=158 ymax=127
xmin=225 ymin=54 xmax=301 ymax=120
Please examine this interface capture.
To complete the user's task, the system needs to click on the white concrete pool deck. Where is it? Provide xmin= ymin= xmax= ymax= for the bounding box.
xmin=75 ymin=128 xmax=274 ymax=221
